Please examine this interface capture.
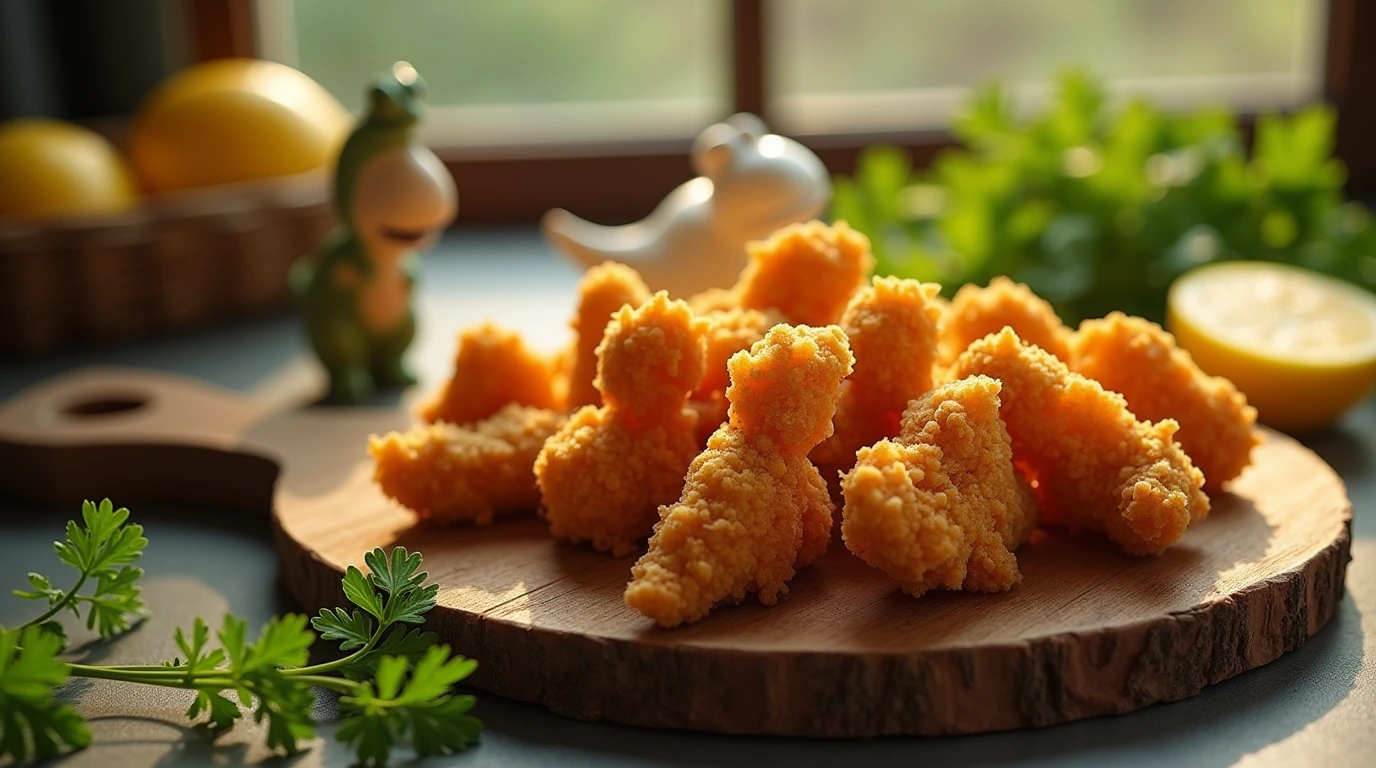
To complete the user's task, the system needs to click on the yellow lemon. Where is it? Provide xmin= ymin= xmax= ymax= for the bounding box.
xmin=127 ymin=58 xmax=352 ymax=193
xmin=0 ymin=118 xmax=138 ymax=221
xmin=1167 ymin=261 xmax=1376 ymax=432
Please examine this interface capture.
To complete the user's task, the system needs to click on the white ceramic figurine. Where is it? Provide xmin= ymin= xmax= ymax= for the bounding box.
xmin=541 ymin=113 xmax=830 ymax=298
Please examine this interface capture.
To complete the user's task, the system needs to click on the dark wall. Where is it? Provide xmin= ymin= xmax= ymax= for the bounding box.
xmin=0 ymin=0 xmax=181 ymax=120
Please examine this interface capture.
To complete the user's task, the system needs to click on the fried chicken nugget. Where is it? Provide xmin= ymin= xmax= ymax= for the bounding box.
xmin=625 ymin=324 xmax=855 ymax=627
xmin=735 ymin=220 xmax=875 ymax=326
xmin=950 ymin=328 xmax=1208 ymax=555
xmin=694 ymin=307 xmax=783 ymax=399
xmin=564 ymin=261 xmax=652 ymax=410
xmin=940 ymin=277 xmax=1074 ymax=364
xmin=535 ymin=293 xmax=707 ymax=556
xmin=419 ymin=322 xmax=559 ymax=425
xmin=841 ymin=376 xmax=1034 ymax=597
xmin=812 ymin=276 xmax=943 ymax=470
xmin=684 ymin=307 xmax=782 ymax=445
xmin=370 ymin=404 xmax=565 ymax=525
xmin=1071 ymin=312 xmax=1261 ymax=490
xmin=687 ymin=286 xmax=739 ymax=315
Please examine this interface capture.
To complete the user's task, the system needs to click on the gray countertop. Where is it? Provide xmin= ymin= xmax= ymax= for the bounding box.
xmin=1 ymin=228 xmax=1373 ymax=768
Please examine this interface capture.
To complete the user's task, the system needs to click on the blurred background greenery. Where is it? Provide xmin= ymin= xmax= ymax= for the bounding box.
xmin=831 ymin=70 xmax=1371 ymax=325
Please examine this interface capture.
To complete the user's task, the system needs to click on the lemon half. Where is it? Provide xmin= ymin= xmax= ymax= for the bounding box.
xmin=1167 ymin=261 xmax=1376 ymax=432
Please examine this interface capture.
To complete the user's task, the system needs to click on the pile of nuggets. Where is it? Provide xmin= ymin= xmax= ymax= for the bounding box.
xmin=369 ymin=220 xmax=1260 ymax=628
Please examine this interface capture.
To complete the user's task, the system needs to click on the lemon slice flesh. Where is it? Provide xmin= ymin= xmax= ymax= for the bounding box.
xmin=1167 ymin=261 xmax=1376 ymax=432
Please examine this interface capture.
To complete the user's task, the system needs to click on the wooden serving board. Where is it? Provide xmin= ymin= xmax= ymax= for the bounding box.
xmin=0 ymin=367 xmax=1352 ymax=737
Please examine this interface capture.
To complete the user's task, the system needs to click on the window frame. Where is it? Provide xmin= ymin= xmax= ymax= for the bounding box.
xmin=192 ymin=0 xmax=1375 ymax=223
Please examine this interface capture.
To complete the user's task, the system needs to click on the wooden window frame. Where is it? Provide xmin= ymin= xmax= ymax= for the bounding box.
xmin=193 ymin=0 xmax=1376 ymax=224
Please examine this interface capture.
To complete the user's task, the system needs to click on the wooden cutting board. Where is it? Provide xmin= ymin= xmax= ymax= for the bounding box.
xmin=0 ymin=367 xmax=1352 ymax=737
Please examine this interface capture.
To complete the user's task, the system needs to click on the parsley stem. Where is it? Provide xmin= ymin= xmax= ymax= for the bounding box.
xmin=66 ymin=663 xmax=360 ymax=695
xmin=288 ymin=625 xmax=386 ymax=677
xmin=20 ymin=572 xmax=89 ymax=630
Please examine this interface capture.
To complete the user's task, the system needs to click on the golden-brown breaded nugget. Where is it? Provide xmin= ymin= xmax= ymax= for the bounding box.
xmin=895 ymin=383 xmax=1040 ymax=551
xmin=694 ymin=307 xmax=782 ymax=400
xmin=370 ymin=404 xmax=564 ymax=525
xmin=419 ymin=323 xmax=558 ymax=425
xmin=625 ymin=324 xmax=854 ymax=627
xmin=687 ymin=286 xmax=739 ymax=315
xmin=536 ymin=293 xmax=707 ymax=555
xmin=951 ymin=328 xmax=1208 ymax=555
xmin=940 ymin=277 xmax=1073 ymax=364
xmin=735 ymin=220 xmax=874 ymax=326
xmin=565 ymin=261 xmax=652 ymax=410
xmin=842 ymin=376 xmax=1031 ymax=597
xmin=812 ymin=276 xmax=943 ymax=470
xmin=686 ymin=393 xmax=728 ymax=447
xmin=1071 ymin=312 xmax=1261 ymax=490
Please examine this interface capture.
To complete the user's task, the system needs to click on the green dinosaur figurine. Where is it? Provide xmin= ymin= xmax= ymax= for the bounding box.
xmin=290 ymin=62 xmax=457 ymax=403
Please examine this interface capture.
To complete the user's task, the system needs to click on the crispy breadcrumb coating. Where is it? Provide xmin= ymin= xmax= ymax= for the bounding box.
xmin=625 ymin=324 xmax=854 ymax=627
xmin=950 ymin=329 xmax=1208 ymax=555
xmin=594 ymin=293 xmax=707 ymax=428
xmin=940 ymin=277 xmax=1074 ymax=364
xmin=841 ymin=376 xmax=1031 ymax=597
xmin=419 ymin=323 xmax=558 ymax=425
xmin=687 ymin=393 xmax=728 ymax=447
xmin=812 ymin=276 xmax=943 ymax=469
xmin=723 ymin=325 xmax=856 ymax=453
xmin=535 ymin=293 xmax=707 ymax=556
xmin=895 ymin=385 xmax=1040 ymax=551
xmin=1071 ymin=312 xmax=1261 ymax=490
xmin=687 ymin=286 xmax=739 ymax=315
xmin=694 ymin=307 xmax=782 ymax=400
xmin=370 ymin=404 xmax=564 ymax=525
xmin=564 ymin=261 xmax=652 ymax=410
xmin=735 ymin=220 xmax=875 ymax=326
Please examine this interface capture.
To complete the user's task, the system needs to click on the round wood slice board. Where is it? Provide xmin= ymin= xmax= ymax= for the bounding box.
xmin=0 ymin=368 xmax=1353 ymax=737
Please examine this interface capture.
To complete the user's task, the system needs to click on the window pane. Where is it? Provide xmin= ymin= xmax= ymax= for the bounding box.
xmin=260 ymin=0 xmax=730 ymax=147
xmin=769 ymin=0 xmax=1325 ymax=134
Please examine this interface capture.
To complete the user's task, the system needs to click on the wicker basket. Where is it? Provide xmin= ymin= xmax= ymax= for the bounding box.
xmin=0 ymin=171 xmax=335 ymax=354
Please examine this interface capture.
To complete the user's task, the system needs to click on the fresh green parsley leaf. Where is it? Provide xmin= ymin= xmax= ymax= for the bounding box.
xmin=341 ymin=566 xmax=383 ymax=620
xmin=250 ymin=673 xmax=316 ymax=754
xmin=79 ymin=565 xmax=147 ymax=637
xmin=186 ymin=689 xmax=240 ymax=730
xmin=408 ymin=694 xmax=481 ymax=756
xmin=0 ymin=625 xmax=91 ymax=762
xmin=336 ymin=646 xmax=481 ymax=766
xmin=177 ymin=614 xmax=316 ymax=750
xmin=217 ymin=614 xmax=249 ymax=673
xmin=10 ymin=534 xmax=476 ymax=764
xmin=19 ymin=499 xmax=148 ymax=639
xmin=335 ymin=699 xmax=392 ymax=767
xmin=337 ymin=627 xmax=439 ymax=681
xmin=382 ymin=581 xmax=439 ymax=627
xmin=33 ymin=621 xmax=67 ymax=649
xmin=55 ymin=499 xmax=147 ymax=575
xmin=12 ymin=572 xmax=63 ymax=603
xmin=397 ymin=645 xmax=477 ymax=704
xmin=241 ymin=614 xmax=313 ymax=674
xmin=312 ymin=607 xmax=374 ymax=652
xmin=364 ymin=547 xmax=426 ymax=596
xmin=172 ymin=617 xmax=226 ymax=676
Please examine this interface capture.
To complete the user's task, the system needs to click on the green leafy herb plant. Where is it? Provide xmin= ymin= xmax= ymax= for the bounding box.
xmin=832 ymin=69 xmax=1376 ymax=324
xmin=0 ymin=499 xmax=480 ymax=765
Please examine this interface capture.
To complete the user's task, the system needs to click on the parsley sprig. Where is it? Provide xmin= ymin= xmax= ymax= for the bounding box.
xmin=12 ymin=499 xmax=149 ymax=644
xmin=0 ymin=500 xmax=481 ymax=765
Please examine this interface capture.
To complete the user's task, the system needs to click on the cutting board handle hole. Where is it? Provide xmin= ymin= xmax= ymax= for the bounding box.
xmin=62 ymin=396 xmax=148 ymax=417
